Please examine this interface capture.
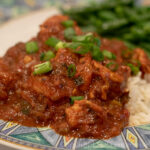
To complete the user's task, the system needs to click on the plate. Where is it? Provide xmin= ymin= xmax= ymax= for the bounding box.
xmin=0 ymin=8 xmax=150 ymax=150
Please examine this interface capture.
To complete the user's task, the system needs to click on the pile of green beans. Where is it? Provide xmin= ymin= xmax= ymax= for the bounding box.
xmin=62 ymin=0 xmax=150 ymax=56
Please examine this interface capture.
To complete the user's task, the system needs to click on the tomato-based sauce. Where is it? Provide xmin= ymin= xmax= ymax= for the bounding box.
xmin=0 ymin=15 xmax=150 ymax=139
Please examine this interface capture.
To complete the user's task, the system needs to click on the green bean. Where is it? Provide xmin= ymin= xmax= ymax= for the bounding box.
xmin=98 ymin=11 xmax=117 ymax=21
xmin=100 ymin=19 xmax=128 ymax=33
xmin=62 ymin=0 xmax=150 ymax=56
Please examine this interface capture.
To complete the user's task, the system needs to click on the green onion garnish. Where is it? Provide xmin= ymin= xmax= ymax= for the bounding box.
xmin=33 ymin=61 xmax=52 ymax=75
xmin=94 ymin=37 xmax=101 ymax=47
xmin=64 ymin=27 xmax=76 ymax=40
xmin=26 ymin=41 xmax=39 ymax=54
xmin=127 ymin=63 xmax=139 ymax=75
xmin=102 ymin=50 xmax=116 ymax=60
xmin=91 ymin=45 xmax=104 ymax=61
xmin=72 ymin=33 xmax=101 ymax=47
xmin=64 ymin=42 xmax=81 ymax=49
xmin=62 ymin=20 xmax=74 ymax=28
xmin=68 ymin=64 xmax=76 ymax=77
xmin=106 ymin=62 xmax=118 ymax=71
xmin=129 ymin=59 xmax=141 ymax=68
xmin=64 ymin=42 xmax=91 ymax=54
xmin=40 ymin=51 xmax=55 ymax=61
xmin=65 ymin=42 xmax=103 ymax=61
xmin=40 ymin=53 xmax=45 ymax=61
xmin=72 ymin=33 xmax=93 ymax=43
xmin=70 ymin=96 xmax=84 ymax=104
xmin=55 ymin=41 xmax=65 ymax=50
xmin=61 ymin=31 xmax=102 ymax=62
xmin=45 ymin=37 xmax=60 ymax=47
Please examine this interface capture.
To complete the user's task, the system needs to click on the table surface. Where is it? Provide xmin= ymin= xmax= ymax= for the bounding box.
xmin=0 ymin=0 xmax=98 ymax=24
xmin=0 ymin=145 xmax=17 ymax=150
xmin=0 ymin=0 xmax=148 ymax=25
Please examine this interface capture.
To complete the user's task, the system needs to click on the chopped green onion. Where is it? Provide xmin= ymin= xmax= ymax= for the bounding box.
xmin=55 ymin=41 xmax=65 ymax=50
xmin=64 ymin=27 xmax=76 ymax=40
xmin=102 ymin=50 xmax=116 ymax=60
xmin=26 ymin=41 xmax=39 ymax=54
xmin=40 ymin=53 xmax=45 ymax=61
xmin=33 ymin=61 xmax=52 ymax=75
xmin=40 ymin=51 xmax=55 ymax=61
xmin=67 ymin=64 xmax=76 ymax=77
xmin=72 ymin=35 xmax=88 ymax=43
xmin=63 ymin=32 xmax=102 ymax=61
xmin=65 ymin=42 xmax=104 ymax=61
xmin=45 ymin=37 xmax=60 ymax=47
xmin=129 ymin=59 xmax=141 ymax=68
xmin=73 ymin=45 xmax=90 ymax=54
xmin=66 ymin=42 xmax=104 ymax=61
xmin=70 ymin=96 xmax=84 ymax=104
xmin=72 ymin=34 xmax=101 ymax=48
xmin=94 ymin=37 xmax=101 ymax=47
xmin=62 ymin=20 xmax=74 ymax=28
xmin=64 ymin=42 xmax=91 ymax=54
xmin=64 ymin=42 xmax=81 ymax=50
xmin=72 ymin=33 xmax=93 ymax=43
xmin=91 ymin=45 xmax=104 ymax=61
xmin=127 ymin=63 xmax=139 ymax=75
xmin=106 ymin=62 xmax=118 ymax=71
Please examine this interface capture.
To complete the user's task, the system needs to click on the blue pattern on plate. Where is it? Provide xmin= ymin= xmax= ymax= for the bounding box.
xmin=0 ymin=119 xmax=150 ymax=150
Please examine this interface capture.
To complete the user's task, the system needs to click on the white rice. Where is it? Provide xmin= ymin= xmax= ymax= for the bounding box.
xmin=126 ymin=72 xmax=150 ymax=126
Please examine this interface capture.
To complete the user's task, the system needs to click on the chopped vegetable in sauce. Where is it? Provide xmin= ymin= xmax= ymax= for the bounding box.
xmin=26 ymin=41 xmax=39 ymax=54
xmin=40 ymin=51 xmax=55 ymax=61
xmin=62 ymin=20 xmax=74 ymax=28
xmin=67 ymin=64 xmax=76 ymax=77
xmin=33 ymin=61 xmax=52 ymax=75
xmin=106 ymin=62 xmax=118 ymax=71
xmin=72 ymin=33 xmax=93 ymax=43
xmin=64 ymin=27 xmax=76 ymax=40
xmin=45 ymin=37 xmax=60 ymax=47
xmin=127 ymin=63 xmax=139 ymax=75
xmin=65 ymin=42 xmax=90 ymax=54
xmin=70 ymin=96 xmax=84 ymax=104
xmin=91 ymin=45 xmax=104 ymax=61
xmin=62 ymin=33 xmax=103 ymax=61
xmin=102 ymin=50 xmax=116 ymax=60
xmin=55 ymin=41 xmax=65 ymax=50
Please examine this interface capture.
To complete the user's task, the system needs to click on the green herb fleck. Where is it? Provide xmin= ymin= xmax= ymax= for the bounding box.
xmin=40 ymin=51 xmax=55 ymax=61
xmin=26 ymin=41 xmax=39 ymax=54
xmin=70 ymin=96 xmax=84 ymax=104
xmin=33 ymin=61 xmax=52 ymax=75
xmin=62 ymin=20 xmax=74 ymax=28
xmin=45 ymin=37 xmax=60 ymax=47
xmin=64 ymin=27 xmax=76 ymax=40
xmin=67 ymin=64 xmax=76 ymax=77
